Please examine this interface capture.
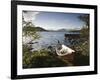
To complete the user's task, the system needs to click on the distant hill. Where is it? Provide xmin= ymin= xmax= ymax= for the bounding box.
xmin=34 ymin=27 xmax=80 ymax=32
xmin=57 ymin=29 xmax=67 ymax=31
xmin=35 ymin=27 xmax=47 ymax=31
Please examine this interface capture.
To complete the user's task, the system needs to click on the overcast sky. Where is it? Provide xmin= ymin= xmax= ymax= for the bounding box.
xmin=23 ymin=11 xmax=86 ymax=30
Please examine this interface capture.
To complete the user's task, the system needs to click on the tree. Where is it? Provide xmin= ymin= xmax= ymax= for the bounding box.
xmin=22 ymin=16 xmax=40 ymax=41
xmin=78 ymin=14 xmax=89 ymax=28
xmin=78 ymin=14 xmax=89 ymax=39
xmin=73 ymin=14 xmax=90 ymax=56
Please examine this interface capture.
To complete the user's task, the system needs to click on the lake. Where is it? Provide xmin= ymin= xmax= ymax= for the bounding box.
xmin=24 ymin=31 xmax=79 ymax=51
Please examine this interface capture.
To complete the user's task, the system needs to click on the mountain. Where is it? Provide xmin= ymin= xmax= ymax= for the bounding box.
xmin=35 ymin=27 xmax=47 ymax=31
xmin=57 ymin=29 xmax=67 ymax=31
xmin=34 ymin=27 xmax=80 ymax=32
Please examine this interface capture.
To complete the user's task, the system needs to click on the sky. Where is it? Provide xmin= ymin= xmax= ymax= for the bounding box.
xmin=23 ymin=11 xmax=87 ymax=30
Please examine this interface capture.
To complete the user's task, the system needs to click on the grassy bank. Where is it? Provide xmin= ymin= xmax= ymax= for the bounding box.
xmin=23 ymin=44 xmax=89 ymax=69
xmin=23 ymin=45 xmax=68 ymax=68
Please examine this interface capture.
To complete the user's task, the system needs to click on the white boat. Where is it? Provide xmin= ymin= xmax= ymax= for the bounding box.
xmin=56 ymin=44 xmax=75 ymax=56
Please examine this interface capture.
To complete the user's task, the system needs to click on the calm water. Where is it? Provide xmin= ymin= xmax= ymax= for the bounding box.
xmin=24 ymin=31 xmax=79 ymax=51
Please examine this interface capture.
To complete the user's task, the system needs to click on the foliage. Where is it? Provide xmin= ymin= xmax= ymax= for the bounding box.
xmin=22 ymin=15 xmax=40 ymax=40
xmin=22 ymin=22 xmax=40 ymax=40
xmin=80 ymin=26 xmax=89 ymax=39
xmin=71 ymin=14 xmax=90 ymax=66
xmin=23 ymin=44 xmax=68 ymax=68
xmin=72 ymin=27 xmax=89 ymax=65
xmin=78 ymin=14 xmax=90 ymax=27
xmin=73 ymin=14 xmax=90 ymax=56
xmin=74 ymin=40 xmax=89 ymax=56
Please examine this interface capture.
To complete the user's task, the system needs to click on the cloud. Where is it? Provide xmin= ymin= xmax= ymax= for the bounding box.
xmin=23 ymin=11 xmax=39 ymax=22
